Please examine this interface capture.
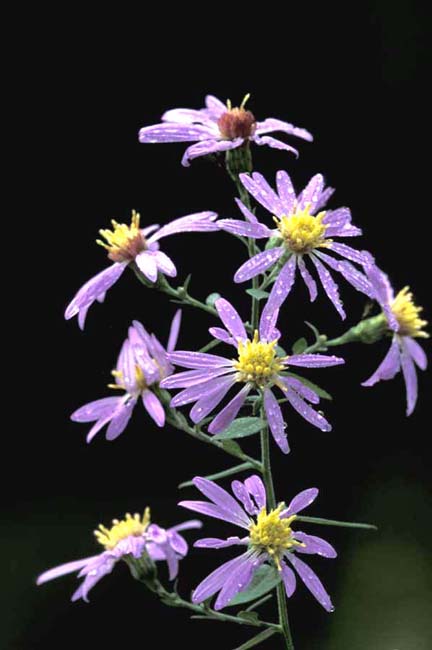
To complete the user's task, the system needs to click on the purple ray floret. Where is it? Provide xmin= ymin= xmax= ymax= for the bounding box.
xmin=179 ymin=475 xmax=335 ymax=611
xmin=139 ymin=94 xmax=312 ymax=166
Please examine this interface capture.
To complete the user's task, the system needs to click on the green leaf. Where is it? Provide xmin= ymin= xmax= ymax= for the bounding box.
xmin=275 ymin=345 xmax=287 ymax=357
xmin=206 ymin=292 xmax=221 ymax=306
xmin=227 ymin=565 xmax=281 ymax=606
xmin=286 ymin=372 xmax=332 ymax=400
xmin=236 ymin=611 xmax=260 ymax=624
xmin=304 ymin=320 xmax=321 ymax=340
xmin=291 ymin=337 xmax=308 ymax=354
xmin=219 ymin=440 xmax=244 ymax=455
xmin=231 ymin=629 xmax=277 ymax=650
xmin=246 ymin=288 xmax=270 ymax=301
xmin=214 ymin=417 xmax=266 ymax=440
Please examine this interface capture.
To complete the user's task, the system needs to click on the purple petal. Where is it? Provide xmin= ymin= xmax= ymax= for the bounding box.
xmin=207 ymin=385 xmax=251 ymax=434
xmin=142 ymin=390 xmax=165 ymax=427
xmin=298 ymin=257 xmax=317 ymax=301
xmin=264 ymin=388 xmax=289 ymax=454
xmin=288 ymin=554 xmax=334 ymax=612
xmin=326 ymin=224 xmax=362 ymax=238
xmin=195 ymin=536 xmax=246 ymax=549
xmin=138 ymin=123 xmax=213 ymax=143
xmin=298 ymin=174 xmax=324 ymax=212
xmin=234 ymin=197 xmax=259 ymax=223
xmin=209 ymin=327 xmax=235 ymax=345
xmin=71 ymin=396 xmax=123 ymax=423
xmin=218 ymin=218 xmax=272 ymax=239
xmin=135 ymin=251 xmax=158 ymax=282
xmin=262 ymin=256 xmax=297 ymax=317
xmin=37 ymin=556 xmax=98 ymax=585
xmin=364 ymin=264 xmax=398 ymax=331
xmin=322 ymin=207 xmax=351 ymax=228
xmin=182 ymin=138 xmax=243 ymax=166
xmin=161 ymin=367 xmax=227 ymax=389
xmin=281 ymin=561 xmax=297 ymax=598
xmin=314 ymin=187 xmax=335 ymax=212
xmin=400 ymin=339 xmax=418 ymax=416
xmin=161 ymin=107 xmax=212 ymax=124
xmin=179 ymin=500 xmax=250 ymax=530
xmin=214 ymin=555 xmax=258 ymax=610
xmin=72 ymin=555 xmax=116 ymax=602
xmin=190 ymin=376 xmax=236 ymax=423
xmin=205 ymin=94 xmax=226 ymax=118
xmin=327 ymin=242 xmax=370 ymax=265
xmin=192 ymin=552 xmax=254 ymax=604
xmin=282 ymin=488 xmax=319 ymax=517
xmin=171 ymin=375 xmax=235 ymax=407
xmin=361 ymin=338 xmax=401 ymax=387
xmin=215 ymin=298 xmax=247 ymax=341
xmin=192 ymin=477 xmax=251 ymax=528
xmin=168 ymin=351 xmax=232 ymax=369
xmin=403 ymin=337 xmax=427 ymax=370
xmin=169 ymin=519 xmax=203 ymax=534
xmin=64 ymin=263 xmax=126 ymax=322
xmin=240 ymin=172 xmax=285 ymax=216
xmin=149 ymin=212 xmax=218 ymax=242
xmin=231 ymin=481 xmax=256 ymax=515
xmin=331 ymin=259 xmax=374 ymax=298
xmin=244 ymin=476 xmax=267 ymax=511
xmin=152 ymin=250 xmax=177 ymax=277
xmin=234 ymin=247 xmax=284 ymax=283
xmin=276 ymin=170 xmax=296 ymax=213
xmin=254 ymin=118 xmax=313 ymax=142
xmin=259 ymin=303 xmax=281 ymax=343
xmin=167 ymin=309 xmax=182 ymax=353
xmin=105 ymin=398 xmax=137 ymax=441
xmin=285 ymin=389 xmax=332 ymax=431
xmin=288 ymin=353 xmax=344 ymax=368
xmin=310 ymin=254 xmax=345 ymax=319
xmin=253 ymin=134 xmax=299 ymax=157
xmin=293 ymin=532 xmax=337 ymax=558
xmin=283 ymin=377 xmax=319 ymax=404
xmin=85 ymin=414 xmax=116 ymax=444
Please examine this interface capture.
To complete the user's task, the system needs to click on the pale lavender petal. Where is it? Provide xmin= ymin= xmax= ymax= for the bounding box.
xmin=65 ymin=263 xmax=126 ymax=321
xmin=288 ymin=353 xmax=344 ymax=368
xmin=322 ymin=207 xmax=352 ymax=228
xmin=298 ymin=174 xmax=324 ymax=212
xmin=234 ymin=197 xmax=259 ymax=223
xmin=205 ymin=94 xmax=226 ymax=118
xmin=231 ymin=481 xmax=256 ymax=515
xmin=331 ymin=259 xmax=374 ymax=298
xmin=167 ymin=309 xmax=182 ymax=353
xmin=209 ymin=327 xmax=235 ymax=345
xmin=71 ymin=396 xmax=123 ymax=423
xmin=276 ymin=170 xmax=296 ymax=213
xmin=37 ymin=556 xmax=98 ymax=585
xmin=404 ymin=337 xmax=428 ymax=370
xmin=234 ymin=247 xmax=284 ymax=283
xmin=190 ymin=376 xmax=236 ymax=423
xmin=281 ymin=561 xmax=297 ymax=597
xmin=141 ymin=224 xmax=160 ymax=237
xmin=168 ymin=351 xmax=232 ymax=369
xmin=288 ymin=555 xmax=334 ymax=612
xmin=160 ymin=539 xmax=179 ymax=580
xmin=207 ymin=385 xmax=251 ymax=435
xmin=182 ymin=138 xmax=243 ymax=166
xmin=326 ymin=224 xmax=362 ymax=237
xmin=194 ymin=536 xmax=246 ymax=549
xmin=152 ymin=250 xmax=177 ymax=277
xmin=310 ymin=254 xmax=345 ymax=319
xmin=86 ymin=414 xmax=116 ymax=444
xmin=135 ymin=251 xmax=158 ymax=282
xmin=149 ymin=212 xmax=218 ymax=242
xmin=161 ymin=108 xmax=211 ymax=124
xmin=327 ymin=242 xmax=370 ymax=265
xmin=161 ymin=367 xmax=231 ymax=388
xmin=285 ymin=389 xmax=332 ymax=431
xmin=293 ymin=532 xmax=337 ymax=558
xmin=215 ymin=298 xmax=247 ymax=341
xmin=298 ymin=257 xmax=317 ymax=301
xmin=314 ymin=187 xmax=335 ymax=212
xmin=78 ymin=306 xmax=90 ymax=330
xmin=214 ymin=555 xmax=258 ymax=610
xmin=179 ymin=500 xmax=249 ymax=530
xmin=244 ymin=476 xmax=267 ymax=511
xmin=192 ymin=552 xmax=253 ymax=604
xmin=240 ymin=172 xmax=285 ymax=216
xmin=192 ymin=477 xmax=251 ymax=527
xmin=105 ymin=398 xmax=137 ymax=441
xmin=254 ymin=118 xmax=313 ymax=142
xmin=117 ymin=339 xmax=136 ymax=393
xmin=138 ymin=123 xmax=213 ymax=143
xmin=282 ymin=377 xmax=320 ymax=404
xmin=171 ymin=375 xmax=235 ymax=407
xmin=253 ymin=134 xmax=299 ymax=157
xmin=142 ymin=390 xmax=165 ymax=427
xmin=169 ymin=520 xmax=203 ymax=534
xmin=260 ymin=260 xmax=298 ymax=339
xmin=282 ymin=488 xmax=319 ymax=517
xmin=218 ymin=219 xmax=272 ymax=238
xmin=400 ymin=340 xmax=418 ymax=416
xmin=361 ymin=338 xmax=401 ymax=386
xmin=264 ymin=388 xmax=289 ymax=453
xmin=364 ymin=264 xmax=398 ymax=330
xmin=72 ymin=556 xmax=116 ymax=602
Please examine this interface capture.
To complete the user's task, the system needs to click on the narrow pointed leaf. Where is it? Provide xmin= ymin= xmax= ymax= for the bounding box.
xmin=214 ymin=417 xmax=266 ymax=440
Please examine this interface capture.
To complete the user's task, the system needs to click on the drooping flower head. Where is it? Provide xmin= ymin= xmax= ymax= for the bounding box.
xmin=160 ymin=298 xmax=344 ymax=453
xmin=139 ymin=94 xmax=313 ymax=166
xmin=218 ymin=171 xmax=374 ymax=319
xmin=65 ymin=210 xmax=218 ymax=328
xmin=362 ymin=265 xmax=428 ymax=415
xmin=37 ymin=508 xmax=201 ymax=602
xmin=71 ymin=310 xmax=181 ymax=441
xmin=179 ymin=475 xmax=336 ymax=611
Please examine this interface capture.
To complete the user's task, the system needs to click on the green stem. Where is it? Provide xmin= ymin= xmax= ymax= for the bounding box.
xmin=198 ymin=338 xmax=222 ymax=353
xmin=232 ymin=628 xmax=278 ymax=649
xmin=296 ymin=516 xmax=377 ymax=530
xmin=178 ymin=462 xmax=254 ymax=489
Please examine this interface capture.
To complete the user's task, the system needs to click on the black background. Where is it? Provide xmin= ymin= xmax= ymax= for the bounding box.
xmin=5 ymin=3 xmax=431 ymax=649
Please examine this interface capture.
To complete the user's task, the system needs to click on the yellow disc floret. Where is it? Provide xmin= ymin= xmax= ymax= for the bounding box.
xmin=234 ymin=331 xmax=284 ymax=386
xmin=391 ymin=287 xmax=428 ymax=338
xmin=97 ymin=210 xmax=146 ymax=262
xmin=275 ymin=203 xmax=328 ymax=254
xmin=94 ymin=508 xmax=151 ymax=550
xmin=249 ymin=506 xmax=302 ymax=569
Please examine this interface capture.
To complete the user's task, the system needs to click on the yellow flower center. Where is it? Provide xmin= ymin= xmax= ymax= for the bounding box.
xmin=95 ymin=508 xmax=151 ymax=550
xmin=108 ymin=365 xmax=148 ymax=393
xmin=274 ymin=203 xmax=328 ymax=253
xmin=391 ymin=287 xmax=428 ymax=338
xmin=97 ymin=210 xmax=146 ymax=262
xmin=234 ymin=330 xmax=284 ymax=387
xmin=249 ymin=506 xmax=302 ymax=569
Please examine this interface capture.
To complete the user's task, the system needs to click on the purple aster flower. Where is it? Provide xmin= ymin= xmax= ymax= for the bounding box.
xmin=179 ymin=475 xmax=336 ymax=611
xmin=362 ymin=264 xmax=428 ymax=415
xmin=71 ymin=310 xmax=182 ymax=441
xmin=138 ymin=94 xmax=313 ymax=166
xmin=37 ymin=508 xmax=201 ymax=602
xmin=65 ymin=210 xmax=218 ymax=328
xmin=160 ymin=298 xmax=344 ymax=453
xmin=218 ymin=171 xmax=374 ymax=319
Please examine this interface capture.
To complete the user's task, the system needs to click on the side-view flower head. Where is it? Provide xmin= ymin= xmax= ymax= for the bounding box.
xmin=138 ymin=94 xmax=313 ymax=166
xmin=65 ymin=210 xmax=218 ymax=328
xmin=71 ymin=310 xmax=181 ymax=441
xmin=218 ymin=170 xmax=374 ymax=320
xmin=180 ymin=475 xmax=336 ymax=611
xmin=362 ymin=264 xmax=428 ymax=415
xmin=161 ymin=298 xmax=344 ymax=453
xmin=37 ymin=508 xmax=201 ymax=602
